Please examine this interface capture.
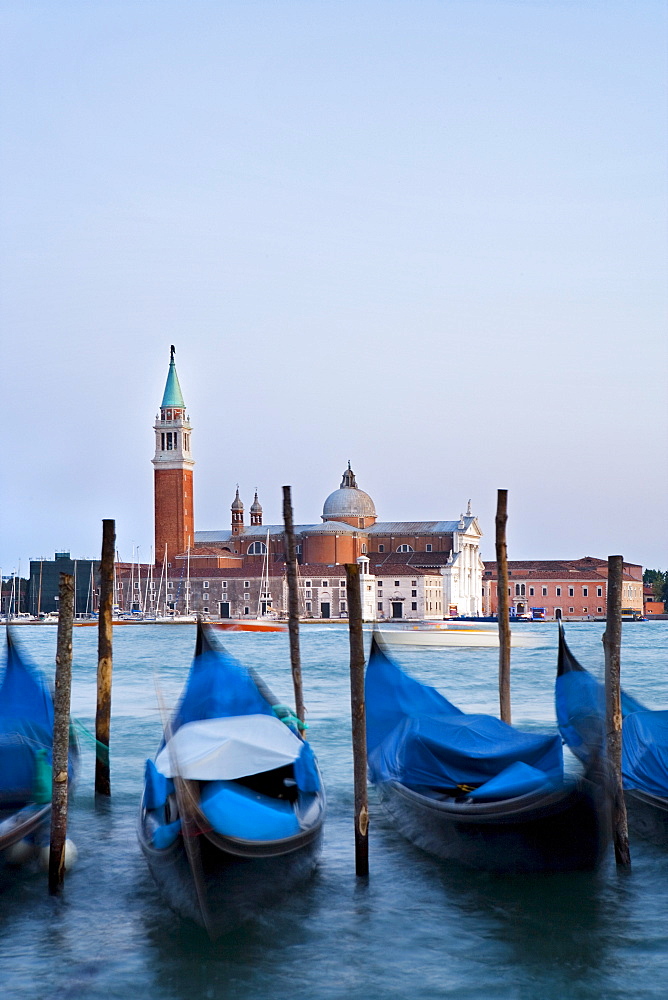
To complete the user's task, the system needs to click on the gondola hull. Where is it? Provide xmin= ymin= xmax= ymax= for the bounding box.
xmin=137 ymin=802 xmax=324 ymax=936
xmin=376 ymin=777 xmax=607 ymax=873
xmin=625 ymin=788 xmax=668 ymax=847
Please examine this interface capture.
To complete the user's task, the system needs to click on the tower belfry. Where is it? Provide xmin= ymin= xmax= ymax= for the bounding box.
xmin=152 ymin=347 xmax=195 ymax=563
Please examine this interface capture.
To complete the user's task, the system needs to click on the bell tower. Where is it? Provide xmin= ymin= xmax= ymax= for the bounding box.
xmin=152 ymin=346 xmax=195 ymax=564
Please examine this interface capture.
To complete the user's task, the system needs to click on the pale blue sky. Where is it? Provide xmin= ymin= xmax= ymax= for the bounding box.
xmin=1 ymin=1 xmax=666 ymax=574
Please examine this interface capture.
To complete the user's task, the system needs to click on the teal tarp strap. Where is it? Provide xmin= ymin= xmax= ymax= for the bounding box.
xmin=72 ymin=718 xmax=110 ymax=765
xmin=272 ymin=704 xmax=308 ymax=733
xmin=32 ymin=748 xmax=52 ymax=804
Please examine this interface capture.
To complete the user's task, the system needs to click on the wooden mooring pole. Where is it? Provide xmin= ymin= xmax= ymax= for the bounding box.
xmin=282 ymin=487 xmax=305 ymax=727
xmin=345 ymin=562 xmax=369 ymax=877
xmin=495 ymin=489 xmax=512 ymax=724
xmin=96 ymin=518 xmax=115 ymax=796
xmin=603 ymin=554 xmax=631 ymax=867
xmin=49 ymin=572 xmax=74 ymax=894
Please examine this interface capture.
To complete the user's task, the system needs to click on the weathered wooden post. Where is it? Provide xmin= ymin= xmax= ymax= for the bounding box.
xmin=49 ymin=572 xmax=74 ymax=893
xmin=495 ymin=489 xmax=511 ymax=724
xmin=96 ymin=519 xmax=115 ymax=796
xmin=603 ymin=554 xmax=631 ymax=867
xmin=282 ymin=486 xmax=305 ymax=727
xmin=346 ymin=562 xmax=369 ymax=876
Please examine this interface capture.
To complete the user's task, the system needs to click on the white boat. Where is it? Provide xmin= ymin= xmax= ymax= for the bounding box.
xmin=374 ymin=623 xmax=530 ymax=648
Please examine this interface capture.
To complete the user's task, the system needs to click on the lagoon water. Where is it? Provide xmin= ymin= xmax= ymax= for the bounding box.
xmin=2 ymin=622 xmax=668 ymax=1000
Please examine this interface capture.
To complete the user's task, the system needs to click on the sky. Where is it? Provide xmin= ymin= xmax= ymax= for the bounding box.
xmin=1 ymin=0 xmax=666 ymax=576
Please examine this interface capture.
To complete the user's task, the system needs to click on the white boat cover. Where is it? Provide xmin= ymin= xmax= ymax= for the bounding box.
xmin=154 ymin=715 xmax=304 ymax=780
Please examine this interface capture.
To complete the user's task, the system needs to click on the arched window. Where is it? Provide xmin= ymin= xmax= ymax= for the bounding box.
xmin=247 ymin=541 xmax=267 ymax=555
xmin=361 ymin=543 xmax=367 ymax=554
xmin=396 ymin=544 xmax=414 ymax=553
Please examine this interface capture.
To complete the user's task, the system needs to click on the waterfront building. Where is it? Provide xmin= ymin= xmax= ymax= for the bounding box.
xmin=151 ymin=350 xmax=484 ymax=619
xmin=481 ymin=557 xmax=644 ymax=621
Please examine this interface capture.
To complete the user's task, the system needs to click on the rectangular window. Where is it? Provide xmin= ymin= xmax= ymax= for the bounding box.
xmin=161 ymin=433 xmax=165 ymax=450
xmin=597 ymin=607 xmax=603 ymax=613
xmin=569 ymin=607 xmax=574 ymax=613
xmin=583 ymin=607 xmax=588 ymax=613
xmin=583 ymin=587 xmax=588 ymax=597
xmin=244 ymin=581 xmax=250 ymax=589
xmin=412 ymin=602 xmax=417 ymax=611
xmin=378 ymin=591 xmax=383 ymax=597
xmin=542 ymin=587 xmax=547 ymax=596
xmin=411 ymin=580 xmax=417 ymax=586
xmin=426 ymin=544 xmax=432 ymax=552
xmin=597 ymin=587 xmax=602 ymax=597
xmin=134 ymin=582 xmax=139 ymax=589
xmin=395 ymin=581 xmax=400 ymax=587
xmin=556 ymin=587 xmax=561 ymax=596
xmin=305 ymin=581 xmax=312 ymax=588
xmin=377 ymin=602 xmax=383 ymax=611
xmin=203 ymin=581 xmax=209 ymax=589
xmin=322 ymin=581 xmax=328 ymax=587
xmin=529 ymin=587 xmax=534 ymax=596
xmin=222 ymin=581 xmax=227 ymax=589
xmin=340 ymin=601 xmax=346 ymax=612
xmin=306 ymin=590 xmax=311 ymax=598
xmin=411 ymin=590 xmax=417 ymax=597
xmin=377 ymin=581 xmax=383 ymax=587
xmin=568 ymin=588 xmax=574 ymax=597
xmin=244 ymin=593 xmax=250 ymax=600
xmin=339 ymin=581 xmax=345 ymax=588
xmin=203 ymin=606 xmax=209 ymax=613
xmin=167 ymin=582 xmax=173 ymax=589
xmin=306 ymin=602 xmax=311 ymax=612
xmin=166 ymin=432 xmax=173 ymax=450
xmin=378 ymin=545 xmax=384 ymax=552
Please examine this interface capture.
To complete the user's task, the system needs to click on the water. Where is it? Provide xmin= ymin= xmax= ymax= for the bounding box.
xmin=2 ymin=622 xmax=668 ymax=1000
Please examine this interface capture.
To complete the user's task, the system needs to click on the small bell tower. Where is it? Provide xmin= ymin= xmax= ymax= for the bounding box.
xmin=250 ymin=490 xmax=263 ymax=526
xmin=152 ymin=346 xmax=195 ymax=564
xmin=231 ymin=488 xmax=244 ymax=535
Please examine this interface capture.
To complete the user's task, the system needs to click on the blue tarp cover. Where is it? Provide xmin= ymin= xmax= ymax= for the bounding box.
xmin=556 ymin=650 xmax=668 ymax=798
xmin=172 ymin=647 xmax=274 ymax=732
xmin=623 ymin=711 xmax=668 ymax=797
xmin=366 ymin=640 xmax=563 ymax=792
xmin=0 ymin=635 xmax=54 ymax=800
xmin=200 ymin=780 xmax=301 ymax=841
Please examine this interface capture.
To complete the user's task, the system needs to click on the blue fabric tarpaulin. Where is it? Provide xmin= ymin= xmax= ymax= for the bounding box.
xmin=366 ymin=640 xmax=563 ymax=793
xmin=172 ymin=646 xmax=274 ymax=732
xmin=555 ymin=630 xmax=668 ymax=798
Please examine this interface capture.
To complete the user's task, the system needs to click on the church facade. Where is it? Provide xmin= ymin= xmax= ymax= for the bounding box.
xmin=149 ymin=350 xmax=484 ymax=620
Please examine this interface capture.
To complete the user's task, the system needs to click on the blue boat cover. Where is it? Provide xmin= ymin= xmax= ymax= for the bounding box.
xmin=623 ymin=711 xmax=668 ymax=797
xmin=366 ymin=640 xmax=563 ymax=792
xmin=200 ymin=780 xmax=301 ymax=841
xmin=172 ymin=646 xmax=274 ymax=732
xmin=0 ymin=633 xmax=55 ymax=801
xmin=556 ymin=656 xmax=668 ymax=798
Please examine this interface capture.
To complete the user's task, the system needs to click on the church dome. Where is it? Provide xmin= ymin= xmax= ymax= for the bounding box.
xmin=231 ymin=488 xmax=244 ymax=511
xmin=322 ymin=463 xmax=376 ymax=522
xmin=250 ymin=491 xmax=262 ymax=513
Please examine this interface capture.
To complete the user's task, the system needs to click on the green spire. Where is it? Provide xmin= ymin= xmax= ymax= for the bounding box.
xmin=161 ymin=345 xmax=186 ymax=408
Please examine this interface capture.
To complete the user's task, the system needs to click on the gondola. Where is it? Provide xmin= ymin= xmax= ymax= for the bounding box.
xmin=0 ymin=630 xmax=78 ymax=873
xmin=366 ymin=635 xmax=607 ymax=872
xmin=556 ymin=622 xmax=668 ymax=845
xmin=137 ymin=621 xmax=325 ymax=938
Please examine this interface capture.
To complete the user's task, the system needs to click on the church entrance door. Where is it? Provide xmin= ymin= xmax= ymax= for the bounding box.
xmin=392 ymin=602 xmax=403 ymax=618
xmin=320 ymin=602 xmax=330 ymax=619
xmin=219 ymin=601 xmax=230 ymax=618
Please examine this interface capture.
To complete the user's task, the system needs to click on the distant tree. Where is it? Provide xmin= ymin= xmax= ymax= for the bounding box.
xmin=644 ymin=569 xmax=668 ymax=603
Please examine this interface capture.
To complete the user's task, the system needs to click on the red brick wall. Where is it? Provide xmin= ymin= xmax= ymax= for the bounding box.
xmin=154 ymin=468 xmax=194 ymax=562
